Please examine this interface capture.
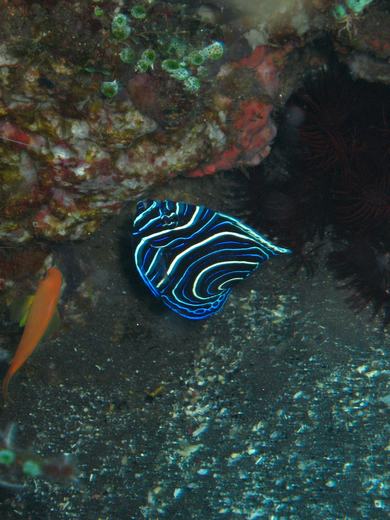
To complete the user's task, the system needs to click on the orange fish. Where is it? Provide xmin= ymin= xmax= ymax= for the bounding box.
xmin=2 ymin=267 xmax=63 ymax=401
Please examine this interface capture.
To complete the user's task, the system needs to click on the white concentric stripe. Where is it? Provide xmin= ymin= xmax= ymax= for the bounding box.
xmin=152 ymin=212 xmax=216 ymax=251
xmin=136 ymin=214 xmax=163 ymax=234
xmin=156 ymin=231 xmax=271 ymax=289
xmin=170 ymin=279 xmax=226 ymax=308
xmin=156 ymin=247 xmax=255 ymax=300
xmin=219 ymin=211 xmax=291 ymax=254
xmin=218 ymin=276 xmax=246 ymax=290
xmin=144 ymin=248 xmax=162 ymax=277
xmin=136 ymin=208 xmax=181 ymax=235
xmin=205 ymin=268 xmax=251 ymax=292
xmin=134 ymin=205 xmax=202 ymax=269
xmin=133 ymin=201 xmax=158 ymax=226
xmin=192 ymin=260 xmax=259 ymax=300
xmin=179 ymin=245 xmax=267 ymax=271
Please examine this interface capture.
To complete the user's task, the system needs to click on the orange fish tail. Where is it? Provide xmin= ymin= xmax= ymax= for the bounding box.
xmin=2 ymin=371 xmax=12 ymax=402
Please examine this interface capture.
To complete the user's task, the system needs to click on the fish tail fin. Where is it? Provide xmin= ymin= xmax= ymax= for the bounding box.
xmin=2 ymin=371 xmax=12 ymax=403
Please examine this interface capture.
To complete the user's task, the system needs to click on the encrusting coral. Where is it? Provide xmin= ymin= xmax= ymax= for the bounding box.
xmin=0 ymin=0 xmax=289 ymax=244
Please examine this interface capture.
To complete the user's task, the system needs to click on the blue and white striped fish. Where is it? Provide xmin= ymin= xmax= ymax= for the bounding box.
xmin=132 ymin=200 xmax=291 ymax=320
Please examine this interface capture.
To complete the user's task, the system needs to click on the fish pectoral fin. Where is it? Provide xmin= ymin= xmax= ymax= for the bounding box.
xmin=8 ymin=295 xmax=35 ymax=328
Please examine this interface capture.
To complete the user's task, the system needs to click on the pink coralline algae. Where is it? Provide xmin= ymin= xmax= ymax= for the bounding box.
xmin=188 ymin=101 xmax=275 ymax=177
xmin=0 ymin=1 xmax=292 ymax=243
xmin=188 ymin=45 xmax=291 ymax=178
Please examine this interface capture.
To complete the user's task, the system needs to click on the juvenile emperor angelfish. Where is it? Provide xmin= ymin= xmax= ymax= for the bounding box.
xmin=132 ymin=200 xmax=291 ymax=320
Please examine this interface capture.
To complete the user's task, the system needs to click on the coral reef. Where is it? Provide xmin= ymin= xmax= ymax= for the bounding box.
xmin=0 ymin=245 xmax=48 ymax=292
xmin=0 ymin=0 xmax=290 ymax=244
xmin=210 ymin=0 xmax=334 ymax=48
xmin=0 ymin=0 xmax=385 ymax=250
xmin=188 ymin=45 xmax=292 ymax=177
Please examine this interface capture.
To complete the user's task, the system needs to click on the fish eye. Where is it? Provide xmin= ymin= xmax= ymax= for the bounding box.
xmin=160 ymin=212 xmax=179 ymax=227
